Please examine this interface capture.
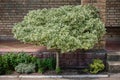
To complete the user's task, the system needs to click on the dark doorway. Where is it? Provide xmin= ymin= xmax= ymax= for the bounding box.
xmin=106 ymin=0 xmax=120 ymax=51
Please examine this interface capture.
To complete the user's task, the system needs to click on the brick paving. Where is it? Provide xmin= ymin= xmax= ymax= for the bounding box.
xmin=0 ymin=73 xmax=120 ymax=80
xmin=0 ymin=78 xmax=19 ymax=80
xmin=1 ymin=40 xmax=120 ymax=53
xmin=0 ymin=73 xmax=119 ymax=80
xmin=0 ymin=77 xmax=120 ymax=80
xmin=0 ymin=40 xmax=47 ymax=53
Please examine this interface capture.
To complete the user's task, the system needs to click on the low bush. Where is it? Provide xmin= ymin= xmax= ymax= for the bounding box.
xmin=83 ymin=59 xmax=105 ymax=74
xmin=55 ymin=67 xmax=61 ymax=74
xmin=15 ymin=63 xmax=35 ymax=74
xmin=0 ymin=56 xmax=5 ymax=75
xmin=42 ymin=58 xmax=56 ymax=70
xmin=2 ymin=53 xmax=17 ymax=70
xmin=1 ymin=52 xmax=35 ymax=71
xmin=0 ymin=53 xmax=56 ymax=74
xmin=36 ymin=57 xmax=56 ymax=73
xmin=89 ymin=59 xmax=105 ymax=74
xmin=38 ymin=67 xmax=44 ymax=74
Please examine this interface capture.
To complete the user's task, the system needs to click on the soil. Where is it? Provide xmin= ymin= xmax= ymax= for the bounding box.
xmin=5 ymin=69 xmax=107 ymax=75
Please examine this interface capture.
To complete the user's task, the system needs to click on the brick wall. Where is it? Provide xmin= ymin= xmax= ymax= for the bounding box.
xmin=106 ymin=0 xmax=120 ymax=40
xmin=59 ymin=50 xmax=106 ymax=68
xmin=0 ymin=0 xmax=120 ymax=40
xmin=0 ymin=0 xmax=81 ymax=40
xmin=81 ymin=0 xmax=106 ymax=24
xmin=0 ymin=49 xmax=107 ymax=69
xmin=106 ymin=0 xmax=120 ymax=27
xmin=32 ymin=49 xmax=106 ymax=69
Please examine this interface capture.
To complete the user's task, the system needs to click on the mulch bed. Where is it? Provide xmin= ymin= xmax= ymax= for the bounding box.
xmin=5 ymin=69 xmax=107 ymax=75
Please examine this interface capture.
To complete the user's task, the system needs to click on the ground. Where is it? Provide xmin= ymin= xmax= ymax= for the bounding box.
xmin=0 ymin=73 xmax=120 ymax=80
xmin=0 ymin=40 xmax=47 ymax=53
xmin=0 ymin=40 xmax=120 ymax=80
xmin=0 ymin=40 xmax=120 ymax=53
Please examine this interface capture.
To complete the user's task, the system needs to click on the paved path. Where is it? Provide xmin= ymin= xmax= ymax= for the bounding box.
xmin=0 ymin=73 xmax=120 ymax=80
xmin=0 ymin=40 xmax=47 ymax=52
xmin=0 ymin=78 xmax=120 ymax=80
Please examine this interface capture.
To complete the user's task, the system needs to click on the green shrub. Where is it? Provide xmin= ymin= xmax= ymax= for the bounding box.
xmin=43 ymin=58 xmax=56 ymax=70
xmin=83 ymin=59 xmax=105 ymax=74
xmin=5 ymin=70 xmax=13 ymax=75
xmin=0 ymin=56 xmax=5 ymax=74
xmin=12 ymin=5 xmax=106 ymax=53
xmin=35 ymin=58 xmax=45 ymax=73
xmin=0 ymin=53 xmax=17 ymax=74
xmin=36 ymin=57 xmax=56 ymax=73
xmin=0 ymin=64 xmax=3 ymax=74
xmin=1 ymin=52 xmax=35 ymax=71
xmin=55 ymin=67 xmax=61 ymax=74
xmin=16 ymin=52 xmax=35 ymax=64
xmin=38 ymin=68 xmax=44 ymax=74
xmin=89 ymin=59 xmax=105 ymax=74
xmin=15 ymin=63 xmax=35 ymax=74
xmin=0 ymin=53 xmax=56 ymax=74
xmin=2 ymin=53 xmax=18 ymax=70
xmin=0 ymin=53 xmax=37 ymax=74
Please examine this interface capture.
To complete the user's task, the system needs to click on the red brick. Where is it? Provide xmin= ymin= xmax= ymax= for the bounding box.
xmin=106 ymin=0 xmax=120 ymax=27
xmin=0 ymin=0 xmax=81 ymax=37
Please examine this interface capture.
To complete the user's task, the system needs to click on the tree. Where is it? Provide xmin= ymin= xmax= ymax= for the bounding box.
xmin=12 ymin=5 xmax=106 ymax=73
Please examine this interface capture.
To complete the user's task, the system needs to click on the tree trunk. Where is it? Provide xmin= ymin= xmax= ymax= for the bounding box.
xmin=56 ymin=51 xmax=60 ymax=69
xmin=55 ymin=49 xmax=62 ymax=73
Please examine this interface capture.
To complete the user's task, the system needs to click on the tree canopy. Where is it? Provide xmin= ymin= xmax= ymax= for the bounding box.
xmin=12 ymin=5 xmax=106 ymax=53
